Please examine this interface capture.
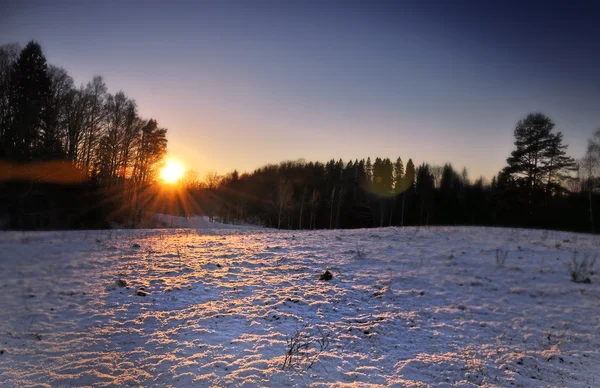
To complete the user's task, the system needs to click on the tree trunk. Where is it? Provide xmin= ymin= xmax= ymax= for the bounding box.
xmin=277 ymin=202 xmax=282 ymax=230
xmin=329 ymin=187 xmax=336 ymax=229
xmin=401 ymin=193 xmax=405 ymax=226
xmin=299 ymin=186 xmax=306 ymax=230
xmin=335 ymin=187 xmax=344 ymax=229
xmin=590 ymin=188 xmax=595 ymax=233
xmin=389 ymin=195 xmax=396 ymax=226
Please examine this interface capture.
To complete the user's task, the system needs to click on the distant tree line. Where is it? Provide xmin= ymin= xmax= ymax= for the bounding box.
xmin=2 ymin=41 xmax=599 ymax=233
xmin=185 ymin=113 xmax=600 ymax=233
xmin=0 ymin=41 xmax=169 ymax=229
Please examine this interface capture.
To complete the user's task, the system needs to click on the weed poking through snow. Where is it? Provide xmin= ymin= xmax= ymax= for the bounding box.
xmin=496 ymin=249 xmax=508 ymax=268
xmin=355 ymin=243 xmax=365 ymax=258
xmin=569 ymin=251 xmax=596 ymax=284
xmin=282 ymin=325 xmax=331 ymax=371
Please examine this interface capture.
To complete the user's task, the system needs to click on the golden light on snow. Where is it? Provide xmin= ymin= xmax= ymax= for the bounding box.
xmin=160 ymin=158 xmax=186 ymax=184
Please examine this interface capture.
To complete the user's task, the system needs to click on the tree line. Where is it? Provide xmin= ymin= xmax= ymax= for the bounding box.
xmin=0 ymin=41 xmax=169 ymax=229
xmin=2 ymin=41 xmax=599 ymax=233
xmin=184 ymin=113 xmax=600 ymax=233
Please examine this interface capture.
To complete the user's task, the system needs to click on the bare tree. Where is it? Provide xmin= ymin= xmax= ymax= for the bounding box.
xmin=204 ymin=171 xmax=221 ymax=190
xmin=182 ymin=169 xmax=202 ymax=190
xmin=0 ymin=43 xmax=21 ymax=153
xmin=309 ymin=188 xmax=319 ymax=230
xmin=329 ymin=186 xmax=336 ymax=229
xmin=430 ymin=165 xmax=444 ymax=188
xmin=582 ymin=129 xmax=600 ymax=232
xmin=335 ymin=186 xmax=345 ymax=229
xmin=80 ymin=76 xmax=107 ymax=172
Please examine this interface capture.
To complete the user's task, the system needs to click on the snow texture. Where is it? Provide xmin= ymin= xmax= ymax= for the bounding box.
xmin=0 ymin=226 xmax=599 ymax=387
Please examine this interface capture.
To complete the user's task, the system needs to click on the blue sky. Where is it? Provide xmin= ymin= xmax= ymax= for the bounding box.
xmin=1 ymin=0 xmax=599 ymax=179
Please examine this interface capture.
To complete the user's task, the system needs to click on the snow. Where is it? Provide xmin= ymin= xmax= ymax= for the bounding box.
xmin=151 ymin=213 xmax=262 ymax=230
xmin=0 ymin=226 xmax=599 ymax=387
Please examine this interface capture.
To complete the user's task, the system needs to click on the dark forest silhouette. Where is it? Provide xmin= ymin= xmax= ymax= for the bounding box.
xmin=183 ymin=119 xmax=600 ymax=232
xmin=1 ymin=41 xmax=599 ymax=233
xmin=0 ymin=41 xmax=168 ymax=228
xmin=181 ymin=118 xmax=599 ymax=234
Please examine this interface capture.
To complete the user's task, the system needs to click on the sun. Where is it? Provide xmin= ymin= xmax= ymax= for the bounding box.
xmin=160 ymin=158 xmax=185 ymax=184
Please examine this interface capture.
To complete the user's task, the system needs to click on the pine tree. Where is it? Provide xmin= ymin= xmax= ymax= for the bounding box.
xmin=543 ymin=131 xmax=577 ymax=195
xmin=416 ymin=163 xmax=435 ymax=225
xmin=502 ymin=113 xmax=576 ymax=203
xmin=6 ymin=41 xmax=52 ymax=161
xmin=400 ymin=159 xmax=415 ymax=226
xmin=389 ymin=157 xmax=404 ymax=226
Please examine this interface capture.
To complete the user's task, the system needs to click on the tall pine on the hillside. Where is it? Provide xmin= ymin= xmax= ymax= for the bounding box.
xmin=389 ymin=157 xmax=404 ymax=226
xmin=7 ymin=41 xmax=52 ymax=161
xmin=502 ymin=113 xmax=576 ymax=203
xmin=400 ymin=159 xmax=415 ymax=226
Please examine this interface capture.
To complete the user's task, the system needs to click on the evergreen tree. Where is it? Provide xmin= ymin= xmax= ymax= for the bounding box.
xmin=389 ymin=157 xmax=404 ymax=225
xmin=416 ymin=163 xmax=435 ymax=225
xmin=6 ymin=41 xmax=52 ymax=161
xmin=543 ymin=131 xmax=577 ymax=195
xmin=503 ymin=113 xmax=575 ymax=200
xmin=399 ymin=159 xmax=415 ymax=226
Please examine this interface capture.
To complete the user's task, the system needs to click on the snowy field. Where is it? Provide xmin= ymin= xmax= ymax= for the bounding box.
xmin=0 ymin=226 xmax=599 ymax=387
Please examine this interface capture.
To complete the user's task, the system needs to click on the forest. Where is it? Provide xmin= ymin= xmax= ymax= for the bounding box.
xmin=0 ymin=41 xmax=168 ymax=228
xmin=1 ymin=41 xmax=599 ymax=233
xmin=183 ymin=116 xmax=599 ymax=233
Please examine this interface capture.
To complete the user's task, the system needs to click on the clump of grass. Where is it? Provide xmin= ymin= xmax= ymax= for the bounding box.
xmin=282 ymin=325 xmax=331 ymax=371
xmin=495 ymin=249 xmax=508 ymax=268
xmin=355 ymin=243 xmax=365 ymax=258
xmin=569 ymin=251 xmax=596 ymax=284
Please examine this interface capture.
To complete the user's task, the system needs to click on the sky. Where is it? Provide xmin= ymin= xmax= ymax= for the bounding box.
xmin=1 ymin=0 xmax=599 ymax=179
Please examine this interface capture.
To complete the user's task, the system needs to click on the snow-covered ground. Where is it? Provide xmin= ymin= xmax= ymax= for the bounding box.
xmin=0 ymin=226 xmax=598 ymax=387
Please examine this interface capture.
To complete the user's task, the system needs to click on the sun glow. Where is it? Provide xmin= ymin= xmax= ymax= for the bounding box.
xmin=160 ymin=158 xmax=186 ymax=184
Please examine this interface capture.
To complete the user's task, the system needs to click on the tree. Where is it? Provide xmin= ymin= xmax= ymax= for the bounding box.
xmin=460 ymin=167 xmax=469 ymax=185
xmin=131 ymin=119 xmax=167 ymax=185
xmin=276 ymin=178 xmax=293 ymax=229
xmin=400 ymin=158 xmax=415 ymax=226
xmin=416 ymin=163 xmax=435 ymax=225
xmin=371 ymin=157 xmax=393 ymax=226
xmin=0 ymin=43 xmax=21 ymax=153
xmin=389 ymin=157 xmax=404 ymax=226
xmin=182 ymin=169 xmax=202 ymax=190
xmin=582 ymin=129 xmax=600 ymax=232
xmin=44 ymin=65 xmax=74 ymax=159
xmin=6 ymin=41 xmax=52 ymax=161
xmin=80 ymin=76 xmax=107 ymax=172
xmin=97 ymin=91 xmax=130 ymax=181
xmin=543 ymin=131 xmax=577 ymax=195
xmin=503 ymin=113 xmax=576 ymax=202
xmin=439 ymin=163 xmax=463 ymax=224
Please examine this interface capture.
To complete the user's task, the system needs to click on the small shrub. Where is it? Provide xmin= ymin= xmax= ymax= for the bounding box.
xmin=355 ymin=243 xmax=365 ymax=258
xmin=495 ymin=249 xmax=508 ymax=268
xmin=545 ymin=324 xmax=569 ymax=349
xmin=569 ymin=251 xmax=596 ymax=284
xmin=281 ymin=325 xmax=330 ymax=370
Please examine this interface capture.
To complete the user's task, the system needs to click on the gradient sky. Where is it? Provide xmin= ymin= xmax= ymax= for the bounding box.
xmin=1 ymin=0 xmax=599 ymax=179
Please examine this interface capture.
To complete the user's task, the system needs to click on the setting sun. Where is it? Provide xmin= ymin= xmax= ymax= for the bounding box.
xmin=160 ymin=158 xmax=185 ymax=184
